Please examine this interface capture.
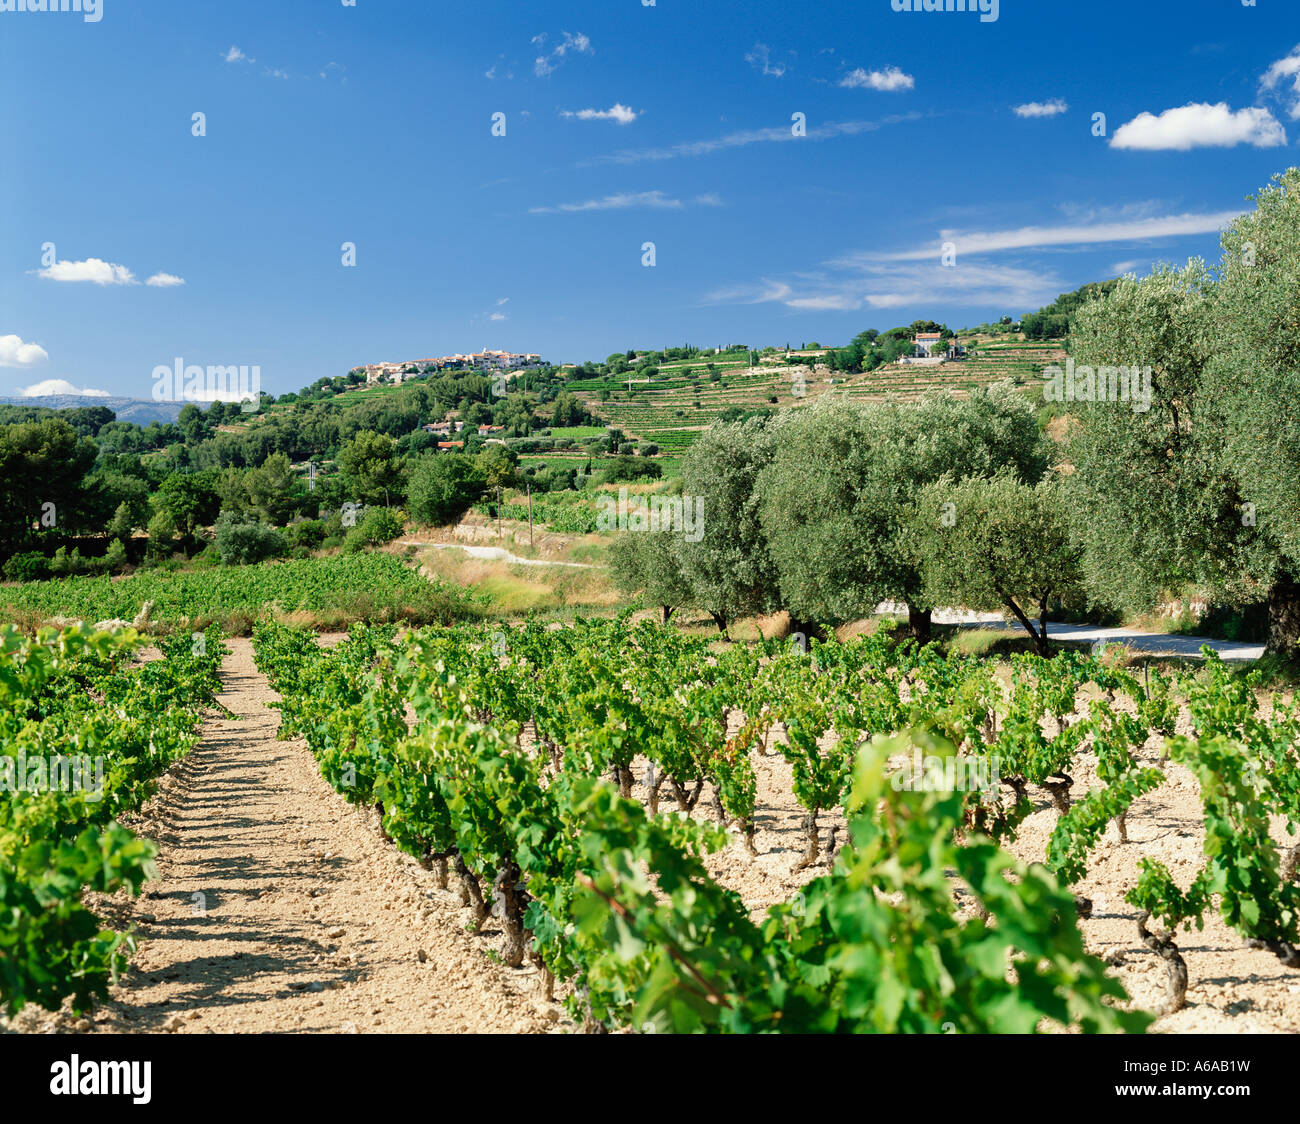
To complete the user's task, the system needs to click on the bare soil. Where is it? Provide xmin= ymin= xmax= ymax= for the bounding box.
xmin=5 ymin=638 xmax=557 ymax=1035
xmin=9 ymin=639 xmax=1299 ymax=1035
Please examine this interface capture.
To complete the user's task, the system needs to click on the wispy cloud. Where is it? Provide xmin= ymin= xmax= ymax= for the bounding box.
xmin=0 ymin=334 xmax=49 ymax=369
xmin=1261 ymin=44 xmax=1300 ymax=119
xmin=704 ymin=202 xmax=1244 ymax=316
xmin=530 ymin=190 xmax=722 ymax=215
xmin=265 ymin=67 xmax=290 ymax=81
xmin=224 ymin=46 xmax=253 ymax=64
xmin=585 ymin=114 xmax=917 ymax=166
xmin=704 ymin=262 xmax=1063 ymax=314
xmin=39 ymin=258 xmax=136 ymax=285
xmin=561 ymin=103 xmax=638 ymax=125
xmin=146 ymin=273 xmax=186 ymax=288
xmin=840 ymin=210 xmax=1245 ymax=263
xmin=839 ymin=66 xmax=914 ymax=92
xmin=857 ymin=263 xmax=1064 ymax=310
xmin=533 ymin=31 xmax=593 ymax=78
xmin=490 ymin=312 xmax=507 ymax=322
xmin=1013 ymin=98 xmax=1068 ymax=118
xmin=1111 ymin=102 xmax=1285 ymax=150
xmin=745 ymin=43 xmax=789 ymax=78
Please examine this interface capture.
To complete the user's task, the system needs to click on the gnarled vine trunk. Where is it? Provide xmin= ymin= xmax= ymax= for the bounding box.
xmin=617 ymin=764 xmax=634 ymax=799
xmin=494 ymin=862 xmax=527 ymax=969
xmin=1137 ymin=910 xmax=1187 ymax=1015
xmin=453 ymin=853 xmax=488 ymax=931
xmin=796 ymin=810 xmax=820 ymax=869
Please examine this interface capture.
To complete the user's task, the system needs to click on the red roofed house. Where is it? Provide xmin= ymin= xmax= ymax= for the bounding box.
xmin=914 ymin=332 xmax=943 ymax=358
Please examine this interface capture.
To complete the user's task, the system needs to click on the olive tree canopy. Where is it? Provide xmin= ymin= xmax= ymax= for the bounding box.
xmin=758 ymin=384 xmax=1049 ymax=638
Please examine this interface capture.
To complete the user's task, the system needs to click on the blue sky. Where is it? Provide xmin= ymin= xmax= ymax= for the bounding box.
xmin=2 ymin=0 xmax=1299 ymax=401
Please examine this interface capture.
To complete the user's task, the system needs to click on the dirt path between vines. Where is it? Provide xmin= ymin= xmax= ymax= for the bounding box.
xmin=66 ymin=638 xmax=553 ymax=1035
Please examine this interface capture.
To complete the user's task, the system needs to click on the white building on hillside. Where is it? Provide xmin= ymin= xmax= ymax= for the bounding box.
xmin=914 ymin=332 xmax=943 ymax=358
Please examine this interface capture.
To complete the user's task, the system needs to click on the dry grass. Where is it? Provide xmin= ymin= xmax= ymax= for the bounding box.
xmin=414 ymin=546 xmax=618 ymax=617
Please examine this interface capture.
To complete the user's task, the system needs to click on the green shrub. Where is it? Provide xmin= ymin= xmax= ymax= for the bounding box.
xmin=189 ymin=544 xmax=222 ymax=569
xmin=2 ymin=552 xmax=50 ymax=583
xmin=289 ymin=519 xmax=328 ymax=550
xmin=357 ymin=506 xmax=404 ymax=544
xmin=215 ymin=512 xmax=288 ymax=566
xmin=407 ymin=454 xmax=486 ymax=526
xmin=597 ymin=455 xmax=663 ymax=485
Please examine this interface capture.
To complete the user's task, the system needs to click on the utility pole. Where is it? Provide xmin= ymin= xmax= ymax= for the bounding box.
xmin=527 ymin=482 xmax=534 ymax=550
xmin=307 ymin=462 xmax=316 ymax=492
xmin=496 ymin=486 xmax=502 ymax=539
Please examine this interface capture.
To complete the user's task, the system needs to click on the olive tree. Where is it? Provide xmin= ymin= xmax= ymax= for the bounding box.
xmin=1068 ymin=171 xmax=1300 ymax=652
xmin=1208 ymin=168 xmax=1300 ymax=650
xmin=758 ymin=385 xmax=1049 ymax=640
xmin=1066 ymin=262 xmax=1222 ymax=613
xmin=609 ymin=530 xmax=695 ymax=624
xmin=675 ymin=417 xmax=782 ymax=634
xmin=906 ymin=471 xmax=1084 ymax=655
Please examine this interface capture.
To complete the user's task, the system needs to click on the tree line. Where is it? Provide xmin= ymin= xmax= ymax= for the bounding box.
xmin=614 ymin=168 xmax=1300 ymax=655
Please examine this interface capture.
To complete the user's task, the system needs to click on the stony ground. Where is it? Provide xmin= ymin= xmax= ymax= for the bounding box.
xmin=7 ymin=637 xmax=1299 ymax=1035
xmin=6 ymin=638 xmax=560 ymax=1035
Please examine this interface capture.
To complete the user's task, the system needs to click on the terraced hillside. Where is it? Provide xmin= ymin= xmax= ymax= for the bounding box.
xmin=578 ymin=338 xmax=1067 ymax=450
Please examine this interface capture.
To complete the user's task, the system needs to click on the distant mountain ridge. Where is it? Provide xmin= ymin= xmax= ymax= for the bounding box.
xmin=0 ymin=395 xmax=185 ymax=426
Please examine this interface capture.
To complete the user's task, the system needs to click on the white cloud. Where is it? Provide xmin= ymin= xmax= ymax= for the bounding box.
xmin=533 ymin=31 xmax=593 ymax=78
xmin=840 ymin=66 xmax=914 ymax=92
xmin=530 ymin=190 xmax=722 ymax=214
xmin=265 ymin=67 xmax=290 ymax=80
xmin=39 ymin=258 xmax=136 ymax=285
xmin=0 ymin=334 xmax=49 ymax=368
xmin=224 ymin=46 xmax=253 ymax=64
xmin=1111 ymin=102 xmax=1286 ymax=150
xmin=702 ymin=279 xmax=796 ymax=306
xmin=587 ymin=114 xmax=916 ymax=166
xmin=745 ymin=44 xmax=788 ymax=78
xmin=561 ymin=103 xmax=638 ymax=125
xmin=858 ymin=263 xmax=1062 ymax=310
xmin=704 ymin=200 xmax=1249 ymax=316
xmin=840 ymin=210 xmax=1244 ymax=264
xmin=490 ymin=312 xmax=507 ymax=322
xmin=705 ymin=262 xmax=1062 ymax=314
xmin=1261 ymin=45 xmax=1300 ymax=119
xmin=496 ymin=297 xmax=509 ymax=306
xmin=786 ymin=293 xmax=863 ymax=311
xmin=1013 ymin=98 xmax=1068 ymax=118
xmin=18 ymin=379 xmax=110 ymax=398
xmin=146 ymin=273 xmax=186 ymax=288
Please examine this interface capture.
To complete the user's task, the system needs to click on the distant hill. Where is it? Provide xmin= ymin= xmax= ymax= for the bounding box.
xmin=0 ymin=395 xmax=185 ymax=426
xmin=572 ymin=338 xmax=1068 ymax=453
